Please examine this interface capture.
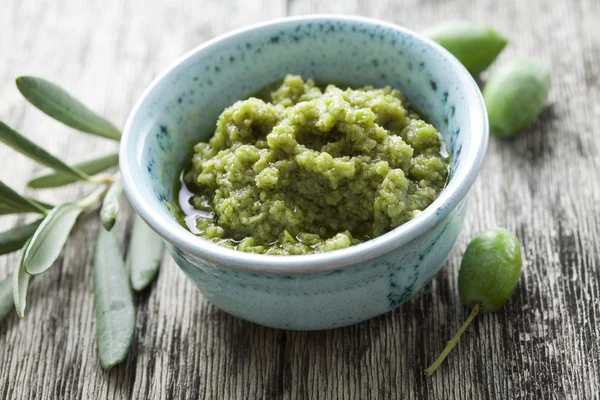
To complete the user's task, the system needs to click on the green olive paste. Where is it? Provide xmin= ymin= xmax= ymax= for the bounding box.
xmin=180 ymin=75 xmax=449 ymax=255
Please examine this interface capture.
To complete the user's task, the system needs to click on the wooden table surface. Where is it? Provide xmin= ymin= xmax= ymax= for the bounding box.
xmin=1 ymin=0 xmax=599 ymax=399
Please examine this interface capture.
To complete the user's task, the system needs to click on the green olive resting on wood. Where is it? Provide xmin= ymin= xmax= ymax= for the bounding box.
xmin=425 ymin=228 xmax=523 ymax=376
xmin=423 ymin=20 xmax=508 ymax=76
xmin=483 ymin=59 xmax=551 ymax=137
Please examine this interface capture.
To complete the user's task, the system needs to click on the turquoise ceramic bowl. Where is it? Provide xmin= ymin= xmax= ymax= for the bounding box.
xmin=120 ymin=15 xmax=488 ymax=330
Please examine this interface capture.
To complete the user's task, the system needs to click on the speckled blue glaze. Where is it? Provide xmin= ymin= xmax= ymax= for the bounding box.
xmin=120 ymin=15 xmax=488 ymax=330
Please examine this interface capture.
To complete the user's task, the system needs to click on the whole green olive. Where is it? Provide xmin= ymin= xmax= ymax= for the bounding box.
xmin=483 ymin=59 xmax=551 ymax=137
xmin=423 ymin=20 xmax=508 ymax=76
xmin=459 ymin=228 xmax=522 ymax=313
xmin=425 ymin=228 xmax=523 ymax=376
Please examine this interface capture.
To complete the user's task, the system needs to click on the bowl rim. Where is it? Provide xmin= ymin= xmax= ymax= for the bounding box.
xmin=120 ymin=14 xmax=488 ymax=274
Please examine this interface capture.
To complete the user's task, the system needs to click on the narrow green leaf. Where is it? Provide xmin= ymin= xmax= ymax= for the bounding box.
xmin=26 ymin=197 xmax=54 ymax=210
xmin=13 ymin=242 xmax=31 ymax=318
xmin=0 ymin=206 xmax=28 ymax=216
xmin=23 ymin=203 xmax=83 ymax=275
xmin=0 ymin=200 xmax=49 ymax=215
xmin=0 ymin=121 xmax=90 ymax=181
xmin=0 ymin=218 xmax=43 ymax=255
xmin=0 ymin=179 xmax=48 ymax=214
xmin=128 ymin=214 xmax=164 ymax=291
xmin=99 ymin=177 xmax=123 ymax=231
xmin=1 ymin=274 xmax=15 ymax=324
xmin=16 ymin=76 xmax=121 ymax=140
xmin=0 ymin=204 xmax=27 ymax=216
xmin=94 ymin=228 xmax=135 ymax=370
xmin=28 ymin=153 xmax=119 ymax=189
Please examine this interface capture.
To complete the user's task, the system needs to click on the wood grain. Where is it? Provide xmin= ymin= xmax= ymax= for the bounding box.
xmin=1 ymin=0 xmax=599 ymax=399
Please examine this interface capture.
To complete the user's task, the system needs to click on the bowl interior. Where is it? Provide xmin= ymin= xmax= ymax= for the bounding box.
xmin=121 ymin=15 xmax=486 ymax=267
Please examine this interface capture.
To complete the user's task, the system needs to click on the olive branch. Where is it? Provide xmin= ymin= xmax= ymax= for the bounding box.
xmin=0 ymin=76 xmax=165 ymax=370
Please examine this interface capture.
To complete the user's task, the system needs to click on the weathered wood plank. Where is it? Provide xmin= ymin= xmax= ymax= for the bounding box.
xmin=1 ymin=0 xmax=599 ymax=399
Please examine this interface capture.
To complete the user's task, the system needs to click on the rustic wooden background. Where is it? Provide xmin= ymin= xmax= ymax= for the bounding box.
xmin=1 ymin=0 xmax=599 ymax=399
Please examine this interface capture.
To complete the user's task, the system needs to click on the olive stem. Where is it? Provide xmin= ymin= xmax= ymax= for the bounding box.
xmin=424 ymin=302 xmax=481 ymax=376
xmin=88 ymin=173 xmax=114 ymax=185
xmin=75 ymin=184 xmax=110 ymax=210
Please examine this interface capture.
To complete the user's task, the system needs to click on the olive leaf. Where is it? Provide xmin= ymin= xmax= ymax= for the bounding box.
xmin=13 ymin=242 xmax=31 ymax=318
xmin=23 ymin=203 xmax=83 ymax=275
xmin=0 ymin=121 xmax=90 ymax=182
xmin=0 ymin=274 xmax=15 ymax=324
xmin=0 ymin=204 xmax=15 ymax=215
xmin=0 ymin=179 xmax=49 ymax=215
xmin=0 ymin=203 xmax=31 ymax=216
xmin=26 ymin=197 xmax=54 ymax=210
xmin=93 ymin=228 xmax=135 ymax=370
xmin=0 ymin=199 xmax=52 ymax=216
xmin=0 ymin=218 xmax=44 ymax=255
xmin=28 ymin=153 xmax=119 ymax=189
xmin=99 ymin=176 xmax=123 ymax=231
xmin=16 ymin=76 xmax=121 ymax=140
xmin=127 ymin=214 xmax=164 ymax=291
